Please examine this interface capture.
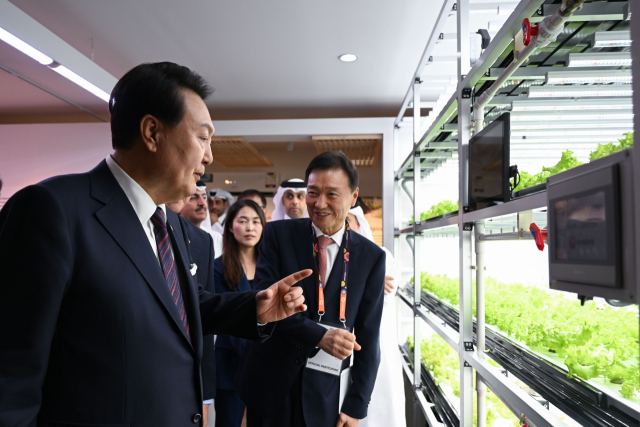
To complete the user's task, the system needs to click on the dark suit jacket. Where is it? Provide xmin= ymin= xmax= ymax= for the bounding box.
xmin=236 ymin=218 xmax=385 ymax=427
xmin=213 ymin=258 xmax=252 ymax=391
xmin=180 ymin=220 xmax=218 ymax=402
xmin=0 ymin=160 xmax=271 ymax=427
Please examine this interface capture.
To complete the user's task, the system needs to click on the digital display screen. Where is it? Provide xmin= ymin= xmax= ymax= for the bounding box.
xmin=469 ymin=119 xmax=507 ymax=210
xmin=553 ymin=190 xmax=607 ymax=261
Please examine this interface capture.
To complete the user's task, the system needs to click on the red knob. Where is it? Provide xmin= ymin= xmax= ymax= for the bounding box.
xmin=530 ymin=223 xmax=547 ymax=251
xmin=522 ymin=18 xmax=538 ymax=46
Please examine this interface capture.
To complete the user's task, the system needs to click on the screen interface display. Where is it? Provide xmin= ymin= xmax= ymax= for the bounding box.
xmin=553 ymin=190 xmax=607 ymax=262
xmin=469 ymin=121 xmax=505 ymax=209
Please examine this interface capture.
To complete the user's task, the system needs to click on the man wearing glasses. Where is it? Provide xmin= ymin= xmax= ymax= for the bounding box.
xmin=177 ymin=182 xmax=223 ymax=257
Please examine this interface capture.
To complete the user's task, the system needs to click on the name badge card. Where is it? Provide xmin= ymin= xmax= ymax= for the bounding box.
xmin=305 ymin=324 xmax=345 ymax=376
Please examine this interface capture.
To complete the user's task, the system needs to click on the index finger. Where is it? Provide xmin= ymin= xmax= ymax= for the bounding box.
xmin=385 ymin=276 xmax=394 ymax=281
xmin=278 ymin=269 xmax=313 ymax=288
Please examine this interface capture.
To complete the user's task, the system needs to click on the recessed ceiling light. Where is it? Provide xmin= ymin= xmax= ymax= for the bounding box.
xmin=338 ymin=54 xmax=358 ymax=62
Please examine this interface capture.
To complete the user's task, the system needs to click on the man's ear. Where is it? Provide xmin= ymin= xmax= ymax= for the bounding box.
xmin=351 ymin=188 xmax=360 ymax=207
xmin=140 ymin=114 xmax=164 ymax=153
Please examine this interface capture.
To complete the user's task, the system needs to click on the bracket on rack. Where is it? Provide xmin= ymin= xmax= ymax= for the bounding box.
xmin=463 ymin=222 xmax=474 ymax=231
xmin=464 ymin=341 xmax=474 ymax=351
xmin=462 ymin=88 xmax=472 ymax=98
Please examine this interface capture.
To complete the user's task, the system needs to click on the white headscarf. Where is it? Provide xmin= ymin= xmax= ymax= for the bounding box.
xmin=271 ymin=179 xmax=308 ymax=221
xmin=197 ymin=183 xmax=214 ymax=233
xmin=208 ymin=189 xmax=235 ymax=217
xmin=349 ymin=205 xmax=374 ymax=243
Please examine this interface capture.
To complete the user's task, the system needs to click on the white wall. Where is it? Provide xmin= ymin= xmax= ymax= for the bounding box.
xmin=0 ymin=122 xmax=112 ymax=202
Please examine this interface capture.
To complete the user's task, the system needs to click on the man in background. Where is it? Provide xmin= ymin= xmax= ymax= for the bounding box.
xmin=208 ymin=188 xmax=234 ymax=233
xmin=271 ymin=178 xmax=307 ymax=221
xmin=174 ymin=182 xmax=222 ymax=257
xmin=238 ymin=188 xmax=267 ymax=217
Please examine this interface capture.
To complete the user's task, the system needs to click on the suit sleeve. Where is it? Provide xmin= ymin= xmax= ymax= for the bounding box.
xmin=213 ymin=263 xmax=248 ymax=354
xmin=200 ymin=232 xmax=216 ymax=401
xmin=0 ymin=186 xmax=74 ymax=427
xmin=197 ymin=233 xmax=273 ymax=340
xmin=341 ymin=249 xmax=386 ymax=420
xmin=254 ymin=223 xmax=326 ymax=352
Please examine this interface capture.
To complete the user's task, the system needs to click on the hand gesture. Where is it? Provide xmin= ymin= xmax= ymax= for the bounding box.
xmin=256 ymin=269 xmax=312 ymax=323
xmin=317 ymin=329 xmax=361 ymax=360
xmin=336 ymin=412 xmax=359 ymax=427
xmin=384 ymin=275 xmax=395 ymax=295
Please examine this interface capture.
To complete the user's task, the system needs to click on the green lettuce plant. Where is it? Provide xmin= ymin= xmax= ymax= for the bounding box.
xmin=417 ymin=272 xmax=640 ymax=399
xmin=408 ymin=333 xmax=519 ymax=426
xmin=409 ymin=200 xmax=459 ymax=224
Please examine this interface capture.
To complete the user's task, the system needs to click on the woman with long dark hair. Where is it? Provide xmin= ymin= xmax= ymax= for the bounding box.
xmin=213 ymin=199 xmax=266 ymax=427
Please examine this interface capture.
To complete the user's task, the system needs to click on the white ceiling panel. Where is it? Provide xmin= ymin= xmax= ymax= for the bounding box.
xmin=7 ymin=0 xmax=447 ymax=118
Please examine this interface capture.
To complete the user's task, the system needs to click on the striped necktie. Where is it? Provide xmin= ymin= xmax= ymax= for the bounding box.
xmin=151 ymin=207 xmax=190 ymax=340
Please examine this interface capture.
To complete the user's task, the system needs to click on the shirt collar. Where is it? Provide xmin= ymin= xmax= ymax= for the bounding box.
xmin=218 ymin=212 xmax=227 ymax=224
xmin=313 ymin=221 xmax=346 ymax=245
xmin=105 ymin=155 xmax=166 ymax=224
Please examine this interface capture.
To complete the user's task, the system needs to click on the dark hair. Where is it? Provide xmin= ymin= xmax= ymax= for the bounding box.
xmin=221 ymin=199 xmax=267 ymax=291
xmin=237 ymin=189 xmax=266 ymax=208
xmin=305 ymin=151 xmax=359 ymax=192
xmin=109 ymin=62 xmax=214 ymax=150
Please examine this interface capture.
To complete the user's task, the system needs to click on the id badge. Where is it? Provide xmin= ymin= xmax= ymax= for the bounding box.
xmin=305 ymin=323 xmax=346 ymax=376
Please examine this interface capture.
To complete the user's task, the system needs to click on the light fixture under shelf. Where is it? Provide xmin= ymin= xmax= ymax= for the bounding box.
xmin=567 ymin=52 xmax=632 ymax=68
xmin=511 ymin=128 xmax=631 ymax=137
xmin=591 ymin=30 xmax=631 ymax=48
xmin=527 ymin=84 xmax=633 ymax=98
xmin=511 ymin=98 xmax=632 ymax=111
xmin=511 ymin=110 xmax=634 ymax=122
xmin=510 ymin=120 xmax=633 ymax=130
xmin=545 ymin=70 xmax=632 ymax=85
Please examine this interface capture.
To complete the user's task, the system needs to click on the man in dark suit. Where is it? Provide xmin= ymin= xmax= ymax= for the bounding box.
xmin=0 ymin=62 xmax=310 ymax=427
xmin=237 ymin=151 xmax=386 ymax=427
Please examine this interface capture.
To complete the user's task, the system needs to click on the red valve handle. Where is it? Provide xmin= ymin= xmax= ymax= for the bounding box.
xmin=530 ymin=223 xmax=547 ymax=251
xmin=522 ymin=18 xmax=538 ymax=47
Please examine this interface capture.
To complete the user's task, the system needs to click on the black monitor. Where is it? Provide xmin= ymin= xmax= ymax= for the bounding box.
xmin=467 ymin=113 xmax=510 ymax=212
xmin=548 ymin=163 xmax=622 ymax=289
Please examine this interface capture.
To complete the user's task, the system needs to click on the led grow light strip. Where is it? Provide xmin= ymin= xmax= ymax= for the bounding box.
xmin=511 ymin=128 xmax=631 ymax=137
xmin=567 ymin=52 xmax=632 ymax=68
xmin=511 ymin=143 xmax=608 ymax=150
xmin=591 ymin=30 xmax=631 ymax=48
xmin=510 ymin=120 xmax=633 ymax=130
xmin=545 ymin=70 xmax=632 ymax=85
xmin=511 ymin=111 xmax=633 ymax=122
xmin=511 ymin=98 xmax=632 ymax=111
xmin=527 ymin=85 xmax=633 ymax=98
xmin=511 ymin=136 xmax=622 ymax=143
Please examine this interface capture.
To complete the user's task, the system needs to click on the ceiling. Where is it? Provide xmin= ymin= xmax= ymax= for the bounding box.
xmin=2 ymin=0 xmax=446 ymax=123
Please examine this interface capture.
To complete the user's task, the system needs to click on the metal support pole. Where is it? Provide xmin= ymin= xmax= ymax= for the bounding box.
xmin=457 ymin=0 xmax=473 ymax=424
xmin=412 ymin=154 xmax=422 ymax=390
xmin=475 ymin=222 xmax=487 ymax=427
xmin=413 ymin=79 xmax=422 ymax=144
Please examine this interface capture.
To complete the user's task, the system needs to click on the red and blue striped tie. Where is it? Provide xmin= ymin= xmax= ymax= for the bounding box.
xmin=151 ymin=207 xmax=190 ymax=340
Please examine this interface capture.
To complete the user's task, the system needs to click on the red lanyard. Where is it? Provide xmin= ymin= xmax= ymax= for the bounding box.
xmin=311 ymin=221 xmax=350 ymax=328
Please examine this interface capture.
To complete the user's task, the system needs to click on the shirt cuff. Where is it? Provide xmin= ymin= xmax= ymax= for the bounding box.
xmin=203 ymin=399 xmax=213 ymax=405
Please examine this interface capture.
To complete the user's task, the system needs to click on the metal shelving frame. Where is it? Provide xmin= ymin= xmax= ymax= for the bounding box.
xmin=392 ymin=0 xmax=639 ymax=426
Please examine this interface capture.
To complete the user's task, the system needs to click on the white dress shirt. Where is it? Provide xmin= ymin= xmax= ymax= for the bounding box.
xmin=312 ymin=223 xmax=346 ymax=283
xmin=105 ymin=155 xmax=170 ymax=265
